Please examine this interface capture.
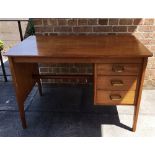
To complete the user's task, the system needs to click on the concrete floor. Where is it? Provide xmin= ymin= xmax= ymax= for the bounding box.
xmin=0 ymin=81 xmax=155 ymax=137
xmin=0 ymin=58 xmax=155 ymax=137
xmin=102 ymin=90 xmax=155 ymax=137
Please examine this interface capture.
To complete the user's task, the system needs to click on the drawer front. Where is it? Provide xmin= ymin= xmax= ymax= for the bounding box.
xmin=96 ymin=90 xmax=135 ymax=105
xmin=96 ymin=76 xmax=137 ymax=91
xmin=96 ymin=64 xmax=141 ymax=75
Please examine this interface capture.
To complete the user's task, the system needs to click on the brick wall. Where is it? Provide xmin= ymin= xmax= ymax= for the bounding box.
xmin=32 ymin=18 xmax=155 ymax=88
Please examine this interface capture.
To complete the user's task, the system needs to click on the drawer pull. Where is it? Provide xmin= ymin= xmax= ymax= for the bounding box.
xmin=110 ymin=94 xmax=122 ymax=101
xmin=111 ymin=80 xmax=124 ymax=86
xmin=112 ymin=64 xmax=124 ymax=73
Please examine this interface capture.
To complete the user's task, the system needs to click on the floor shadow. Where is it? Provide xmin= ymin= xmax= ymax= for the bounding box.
xmin=23 ymin=84 xmax=132 ymax=136
xmin=0 ymin=81 xmax=132 ymax=137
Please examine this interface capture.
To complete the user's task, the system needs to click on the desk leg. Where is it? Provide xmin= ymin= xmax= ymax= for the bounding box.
xmin=132 ymin=58 xmax=147 ymax=132
xmin=18 ymin=99 xmax=27 ymax=128
xmin=37 ymin=78 xmax=42 ymax=96
xmin=8 ymin=58 xmax=39 ymax=128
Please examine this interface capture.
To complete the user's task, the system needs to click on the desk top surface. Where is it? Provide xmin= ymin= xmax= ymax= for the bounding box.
xmin=5 ymin=35 xmax=152 ymax=58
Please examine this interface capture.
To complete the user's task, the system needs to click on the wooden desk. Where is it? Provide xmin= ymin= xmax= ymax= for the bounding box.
xmin=5 ymin=35 xmax=152 ymax=132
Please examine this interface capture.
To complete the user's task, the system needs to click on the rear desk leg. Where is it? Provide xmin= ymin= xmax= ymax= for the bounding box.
xmin=9 ymin=58 xmax=39 ymax=128
xmin=37 ymin=78 xmax=42 ymax=96
xmin=132 ymin=58 xmax=147 ymax=132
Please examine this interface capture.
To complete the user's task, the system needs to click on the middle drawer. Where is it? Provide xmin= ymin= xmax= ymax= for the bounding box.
xmin=96 ymin=76 xmax=137 ymax=91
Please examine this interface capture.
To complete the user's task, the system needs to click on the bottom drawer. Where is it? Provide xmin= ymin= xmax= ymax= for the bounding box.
xmin=95 ymin=90 xmax=135 ymax=105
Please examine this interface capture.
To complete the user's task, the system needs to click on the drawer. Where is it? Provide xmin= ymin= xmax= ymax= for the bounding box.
xmin=96 ymin=63 xmax=141 ymax=75
xmin=95 ymin=90 xmax=135 ymax=105
xmin=96 ymin=76 xmax=137 ymax=91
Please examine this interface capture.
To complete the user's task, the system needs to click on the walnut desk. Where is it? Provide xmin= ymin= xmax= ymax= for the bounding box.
xmin=5 ymin=35 xmax=152 ymax=132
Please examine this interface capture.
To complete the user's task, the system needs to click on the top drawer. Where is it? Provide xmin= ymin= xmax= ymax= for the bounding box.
xmin=96 ymin=63 xmax=141 ymax=76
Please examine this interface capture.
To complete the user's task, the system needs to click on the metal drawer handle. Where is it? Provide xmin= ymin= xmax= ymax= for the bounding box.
xmin=110 ymin=94 xmax=122 ymax=101
xmin=111 ymin=80 xmax=124 ymax=86
xmin=112 ymin=64 xmax=124 ymax=73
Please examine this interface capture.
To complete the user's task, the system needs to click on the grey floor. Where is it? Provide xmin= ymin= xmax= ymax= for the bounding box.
xmin=0 ymin=58 xmax=155 ymax=137
xmin=0 ymin=82 xmax=125 ymax=137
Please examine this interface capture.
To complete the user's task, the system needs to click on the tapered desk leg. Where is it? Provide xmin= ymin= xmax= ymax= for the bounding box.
xmin=132 ymin=106 xmax=140 ymax=132
xmin=132 ymin=58 xmax=147 ymax=132
xmin=37 ymin=79 xmax=42 ymax=96
xmin=8 ymin=58 xmax=39 ymax=128
xmin=17 ymin=100 xmax=27 ymax=128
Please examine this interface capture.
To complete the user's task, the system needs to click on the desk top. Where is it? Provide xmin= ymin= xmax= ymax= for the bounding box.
xmin=5 ymin=35 xmax=152 ymax=58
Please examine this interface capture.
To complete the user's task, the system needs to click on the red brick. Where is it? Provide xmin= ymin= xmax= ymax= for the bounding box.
xmin=68 ymin=19 xmax=77 ymax=26
xmin=49 ymin=19 xmax=57 ymax=26
xmin=133 ymin=18 xmax=143 ymax=25
xmin=43 ymin=32 xmax=51 ymax=35
xmin=70 ymin=67 xmax=79 ymax=73
xmin=43 ymin=19 xmax=57 ymax=26
xmin=54 ymin=27 xmax=72 ymax=32
xmin=112 ymin=26 xmax=127 ymax=32
xmin=42 ymin=19 xmax=50 ymax=25
xmin=150 ymin=40 xmax=155 ymax=45
xmin=145 ymin=45 xmax=151 ymax=50
xmin=87 ymin=19 xmax=98 ymax=25
xmin=34 ymin=27 xmax=42 ymax=33
xmin=128 ymin=26 xmax=137 ymax=32
xmin=58 ymin=19 xmax=68 ymax=25
xmin=144 ymin=19 xmax=154 ymax=25
xmin=119 ymin=19 xmax=133 ymax=25
xmin=73 ymin=26 xmax=92 ymax=32
xmin=42 ymin=26 xmax=53 ymax=32
xmin=144 ymin=69 xmax=150 ymax=79
xmin=41 ymin=79 xmax=49 ymax=83
xmin=151 ymin=46 xmax=155 ymax=52
xmin=148 ymin=57 xmax=155 ymax=68
xmin=98 ymin=19 xmax=108 ymax=25
xmin=78 ymin=67 xmax=87 ymax=73
xmin=143 ymin=80 xmax=152 ymax=88
xmin=152 ymin=80 xmax=155 ymax=87
xmin=78 ymin=19 xmax=88 ymax=25
xmin=109 ymin=19 xmax=119 ymax=25
xmin=149 ymin=69 xmax=155 ymax=79
xmin=140 ymin=39 xmax=152 ymax=45
xmin=39 ymin=67 xmax=49 ymax=73
xmin=52 ymin=67 xmax=61 ymax=73
xmin=32 ymin=19 xmax=43 ymax=25
xmin=93 ymin=26 xmax=112 ymax=32
xmin=143 ymin=33 xmax=154 ymax=38
xmin=138 ymin=26 xmax=155 ymax=32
